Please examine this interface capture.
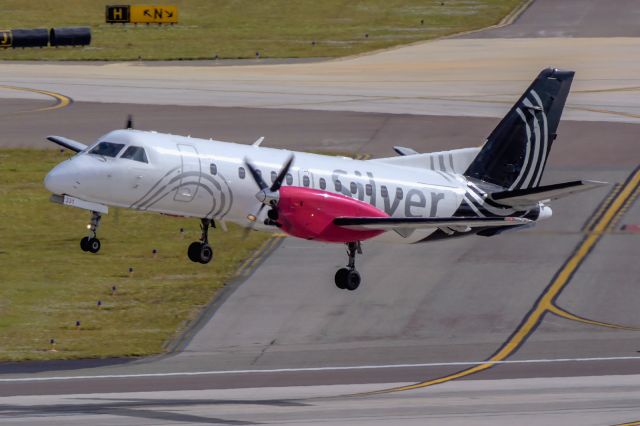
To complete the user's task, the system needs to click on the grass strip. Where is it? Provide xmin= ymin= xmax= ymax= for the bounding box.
xmin=0 ymin=148 xmax=270 ymax=361
xmin=0 ymin=0 xmax=522 ymax=60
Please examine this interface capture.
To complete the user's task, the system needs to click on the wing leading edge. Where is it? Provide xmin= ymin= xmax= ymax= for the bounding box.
xmin=47 ymin=136 xmax=88 ymax=153
xmin=334 ymin=216 xmax=532 ymax=231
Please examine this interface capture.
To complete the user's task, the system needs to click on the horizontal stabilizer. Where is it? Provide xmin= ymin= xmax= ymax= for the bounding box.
xmin=334 ymin=216 xmax=531 ymax=231
xmin=371 ymin=147 xmax=481 ymax=174
xmin=47 ymin=136 xmax=87 ymax=153
xmin=490 ymin=180 xmax=607 ymax=208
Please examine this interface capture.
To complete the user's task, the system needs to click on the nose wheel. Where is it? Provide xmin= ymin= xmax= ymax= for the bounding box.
xmin=187 ymin=218 xmax=214 ymax=264
xmin=80 ymin=211 xmax=102 ymax=254
xmin=335 ymin=241 xmax=362 ymax=291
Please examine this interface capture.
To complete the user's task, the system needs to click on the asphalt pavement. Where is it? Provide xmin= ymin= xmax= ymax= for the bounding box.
xmin=463 ymin=0 xmax=640 ymax=38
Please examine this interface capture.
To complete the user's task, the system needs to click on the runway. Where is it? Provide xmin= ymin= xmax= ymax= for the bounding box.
xmin=1 ymin=0 xmax=639 ymax=424
xmin=1 ymin=375 xmax=640 ymax=426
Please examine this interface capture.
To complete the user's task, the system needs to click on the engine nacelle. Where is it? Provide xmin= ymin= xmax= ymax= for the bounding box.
xmin=277 ymin=186 xmax=389 ymax=243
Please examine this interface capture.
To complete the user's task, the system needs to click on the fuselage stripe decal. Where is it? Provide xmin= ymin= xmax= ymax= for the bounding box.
xmin=530 ymin=89 xmax=549 ymax=187
xmin=129 ymin=166 xmax=180 ymax=209
xmin=510 ymin=108 xmax=532 ymax=190
xmin=521 ymin=96 xmax=541 ymax=189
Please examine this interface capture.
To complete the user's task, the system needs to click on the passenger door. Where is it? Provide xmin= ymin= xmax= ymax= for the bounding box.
xmin=174 ymin=144 xmax=201 ymax=202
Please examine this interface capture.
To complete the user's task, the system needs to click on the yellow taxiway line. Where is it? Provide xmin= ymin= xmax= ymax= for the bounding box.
xmin=0 ymin=85 xmax=72 ymax=113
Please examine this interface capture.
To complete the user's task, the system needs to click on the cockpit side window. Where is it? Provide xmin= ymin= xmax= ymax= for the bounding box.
xmin=120 ymin=146 xmax=148 ymax=163
xmin=89 ymin=141 xmax=125 ymax=158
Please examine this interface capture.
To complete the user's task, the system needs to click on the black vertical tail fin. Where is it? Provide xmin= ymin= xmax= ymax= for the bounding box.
xmin=464 ymin=68 xmax=574 ymax=190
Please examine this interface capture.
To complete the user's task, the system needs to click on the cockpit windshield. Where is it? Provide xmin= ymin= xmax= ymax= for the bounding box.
xmin=89 ymin=141 xmax=125 ymax=158
xmin=120 ymin=146 xmax=148 ymax=163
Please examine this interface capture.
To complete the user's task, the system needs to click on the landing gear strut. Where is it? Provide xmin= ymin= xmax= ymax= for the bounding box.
xmin=335 ymin=241 xmax=362 ymax=291
xmin=80 ymin=210 xmax=102 ymax=254
xmin=188 ymin=218 xmax=214 ymax=264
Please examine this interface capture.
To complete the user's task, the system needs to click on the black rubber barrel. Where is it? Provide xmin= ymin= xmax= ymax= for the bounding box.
xmin=11 ymin=28 xmax=49 ymax=48
xmin=50 ymin=27 xmax=91 ymax=47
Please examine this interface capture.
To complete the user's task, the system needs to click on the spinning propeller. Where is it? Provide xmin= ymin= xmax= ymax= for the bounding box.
xmin=244 ymin=154 xmax=294 ymax=232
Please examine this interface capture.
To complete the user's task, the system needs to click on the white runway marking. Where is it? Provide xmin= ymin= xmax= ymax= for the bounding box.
xmin=2 ymin=355 xmax=640 ymax=382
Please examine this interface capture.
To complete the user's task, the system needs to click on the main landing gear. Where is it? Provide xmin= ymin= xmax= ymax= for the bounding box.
xmin=80 ymin=210 xmax=102 ymax=254
xmin=188 ymin=218 xmax=214 ymax=264
xmin=335 ymin=241 xmax=362 ymax=291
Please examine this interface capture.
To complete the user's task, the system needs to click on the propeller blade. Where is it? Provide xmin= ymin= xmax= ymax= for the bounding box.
xmin=126 ymin=114 xmax=134 ymax=129
xmin=244 ymin=158 xmax=268 ymax=190
xmin=270 ymin=154 xmax=294 ymax=192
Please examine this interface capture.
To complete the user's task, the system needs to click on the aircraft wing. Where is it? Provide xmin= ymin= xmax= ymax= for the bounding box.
xmin=334 ymin=216 xmax=532 ymax=231
xmin=489 ymin=180 xmax=607 ymax=209
xmin=47 ymin=136 xmax=88 ymax=153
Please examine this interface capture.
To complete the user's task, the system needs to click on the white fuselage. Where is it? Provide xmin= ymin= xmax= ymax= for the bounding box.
xmin=44 ymin=129 xmax=484 ymax=244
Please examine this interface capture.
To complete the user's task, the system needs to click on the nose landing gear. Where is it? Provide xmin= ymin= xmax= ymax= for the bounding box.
xmin=335 ymin=241 xmax=362 ymax=291
xmin=187 ymin=218 xmax=214 ymax=264
xmin=80 ymin=211 xmax=102 ymax=254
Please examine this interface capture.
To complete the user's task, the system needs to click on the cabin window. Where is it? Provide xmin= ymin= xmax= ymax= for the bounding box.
xmin=303 ymin=175 xmax=310 ymax=187
xmin=286 ymin=173 xmax=293 ymax=185
xmin=350 ymin=182 xmax=357 ymax=194
xmin=319 ymin=177 xmax=326 ymax=190
xmin=89 ymin=141 xmax=125 ymax=158
xmin=381 ymin=185 xmax=388 ymax=198
xmin=271 ymin=171 xmax=277 ymax=183
xmin=396 ymin=187 xmax=404 ymax=199
xmin=238 ymin=167 xmax=246 ymax=179
xmin=334 ymin=179 xmax=342 ymax=192
xmin=365 ymin=184 xmax=372 ymax=196
xmin=120 ymin=146 xmax=148 ymax=163
xmin=210 ymin=163 xmax=217 ymax=175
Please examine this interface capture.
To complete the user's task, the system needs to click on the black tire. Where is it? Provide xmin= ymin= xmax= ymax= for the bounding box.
xmin=345 ymin=270 xmax=361 ymax=291
xmin=199 ymin=244 xmax=213 ymax=264
xmin=187 ymin=242 xmax=202 ymax=262
xmin=334 ymin=267 xmax=349 ymax=289
xmin=88 ymin=238 xmax=101 ymax=254
xmin=80 ymin=237 xmax=90 ymax=252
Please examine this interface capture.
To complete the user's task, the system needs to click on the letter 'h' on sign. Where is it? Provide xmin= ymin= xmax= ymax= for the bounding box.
xmin=106 ymin=5 xmax=131 ymax=23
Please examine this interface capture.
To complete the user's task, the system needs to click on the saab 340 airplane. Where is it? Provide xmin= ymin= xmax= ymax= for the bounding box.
xmin=44 ymin=68 xmax=604 ymax=291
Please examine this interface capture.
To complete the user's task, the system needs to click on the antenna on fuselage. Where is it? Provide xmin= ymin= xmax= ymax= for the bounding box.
xmin=125 ymin=114 xmax=134 ymax=130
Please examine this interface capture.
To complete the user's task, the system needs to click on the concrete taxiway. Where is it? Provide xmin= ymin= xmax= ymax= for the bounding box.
xmin=0 ymin=0 xmax=639 ymax=424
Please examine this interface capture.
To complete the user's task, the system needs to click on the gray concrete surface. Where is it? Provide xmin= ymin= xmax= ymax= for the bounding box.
xmin=464 ymin=0 xmax=640 ymax=38
xmin=158 ymin=168 xmax=639 ymax=375
xmin=1 ymin=375 xmax=639 ymax=425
